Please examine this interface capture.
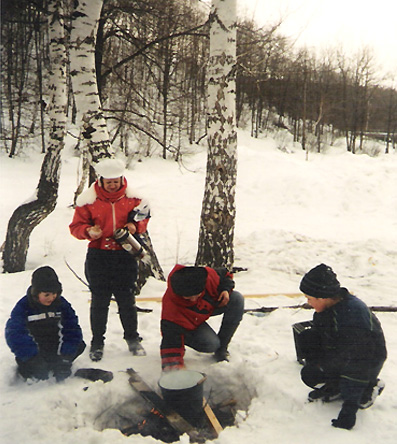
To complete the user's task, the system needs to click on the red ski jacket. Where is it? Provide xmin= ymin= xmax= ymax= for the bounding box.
xmin=69 ymin=179 xmax=149 ymax=250
xmin=160 ymin=264 xmax=235 ymax=370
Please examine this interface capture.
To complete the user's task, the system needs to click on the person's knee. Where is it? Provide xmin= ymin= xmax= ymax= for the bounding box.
xmin=197 ymin=335 xmax=220 ymax=353
xmin=73 ymin=341 xmax=86 ymax=360
xmin=227 ymin=290 xmax=245 ymax=320
xmin=114 ymin=290 xmax=135 ymax=307
xmin=90 ymin=291 xmax=112 ymax=310
xmin=301 ymin=363 xmax=325 ymax=388
xmin=185 ymin=325 xmax=220 ymax=353
xmin=230 ymin=290 xmax=244 ymax=305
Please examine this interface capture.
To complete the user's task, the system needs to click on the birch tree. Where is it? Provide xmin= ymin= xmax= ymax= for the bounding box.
xmin=3 ymin=0 xmax=68 ymax=272
xmin=196 ymin=0 xmax=237 ymax=269
xmin=69 ymin=0 xmax=113 ymax=164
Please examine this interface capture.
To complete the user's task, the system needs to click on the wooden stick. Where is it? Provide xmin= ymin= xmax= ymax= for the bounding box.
xmin=133 ymin=296 xmax=397 ymax=314
xmin=244 ymin=293 xmax=302 ymax=299
xmin=64 ymin=258 xmax=89 ymax=287
xmin=126 ymin=368 xmax=201 ymax=441
xmin=203 ymin=398 xmax=223 ymax=437
xmin=136 ymin=293 xmax=303 ymax=303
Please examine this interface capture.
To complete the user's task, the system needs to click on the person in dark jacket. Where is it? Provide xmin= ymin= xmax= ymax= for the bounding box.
xmin=69 ymin=158 xmax=150 ymax=361
xmin=297 ymin=263 xmax=387 ymax=430
xmin=5 ymin=266 xmax=85 ymax=382
xmin=160 ymin=264 xmax=244 ymax=371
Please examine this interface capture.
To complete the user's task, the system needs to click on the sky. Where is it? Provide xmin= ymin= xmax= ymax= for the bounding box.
xmin=237 ymin=0 xmax=397 ymax=81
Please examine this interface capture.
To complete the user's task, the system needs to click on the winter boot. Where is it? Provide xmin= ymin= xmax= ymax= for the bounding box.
xmin=214 ymin=347 xmax=230 ymax=362
xmin=359 ymin=379 xmax=385 ymax=409
xmin=308 ymin=383 xmax=341 ymax=402
xmin=126 ymin=338 xmax=146 ymax=356
xmin=89 ymin=343 xmax=104 ymax=362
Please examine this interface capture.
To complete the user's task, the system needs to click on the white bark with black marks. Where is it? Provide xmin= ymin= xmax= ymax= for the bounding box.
xmin=196 ymin=0 xmax=237 ymax=269
xmin=2 ymin=0 xmax=68 ymax=272
xmin=69 ymin=0 xmax=113 ymax=162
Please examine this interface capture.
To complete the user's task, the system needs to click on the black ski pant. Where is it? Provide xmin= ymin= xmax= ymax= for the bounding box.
xmin=297 ymin=326 xmax=386 ymax=404
xmin=85 ymin=248 xmax=139 ymax=346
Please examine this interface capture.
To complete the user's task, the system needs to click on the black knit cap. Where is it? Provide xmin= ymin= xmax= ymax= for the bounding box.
xmin=299 ymin=264 xmax=341 ymax=298
xmin=31 ymin=266 xmax=62 ymax=295
xmin=170 ymin=266 xmax=207 ymax=297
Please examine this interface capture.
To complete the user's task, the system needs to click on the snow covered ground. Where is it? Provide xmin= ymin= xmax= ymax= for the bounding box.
xmin=1 ymin=129 xmax=396 ymax=444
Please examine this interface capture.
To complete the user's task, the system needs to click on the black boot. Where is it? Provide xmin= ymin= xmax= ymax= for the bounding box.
xmin=89 ymin=341 xmax=104 ymax=362
xmin=359 ymin=379 xmax=385 ymax=409
xmin=214 ymin=347 xmax=230 ymax=362
xmin=126 ymin=337 xmax=146 ymax=356
xmin=308 ymin=383 xmax=341 ymax=402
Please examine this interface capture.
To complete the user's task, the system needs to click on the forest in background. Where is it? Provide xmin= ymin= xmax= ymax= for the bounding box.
xmin=1 ymin=0 xmax=396 ymax=159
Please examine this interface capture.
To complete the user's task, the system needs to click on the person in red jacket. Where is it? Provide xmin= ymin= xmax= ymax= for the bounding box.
xmin=69 ymin=158 xmax=150 ymax=361
xmin=160 ymin=264 xmax=244 ymax=371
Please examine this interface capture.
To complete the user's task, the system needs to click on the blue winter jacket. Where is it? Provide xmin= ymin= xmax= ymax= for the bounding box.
xmin=5 ymin=288 xmax=84 ymax=362
xmin=313 ymin=289 xmax=387 ymax=383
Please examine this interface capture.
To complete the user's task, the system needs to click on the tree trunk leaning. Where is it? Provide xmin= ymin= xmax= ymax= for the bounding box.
xmin=2 ymin=0 xmax=68 ymax=273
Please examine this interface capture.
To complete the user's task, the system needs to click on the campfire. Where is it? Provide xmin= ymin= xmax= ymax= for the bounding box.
xmin=94 ymin=369 xmax=254 ymax=442
xmin=119 ymin=395 xmax=236 ymax=442
xmin=122 ymin=406 xmax=181 ymax=443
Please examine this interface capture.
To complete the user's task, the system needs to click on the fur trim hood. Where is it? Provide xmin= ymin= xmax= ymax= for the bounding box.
xmin=75 ymin=179 xmax=139 ymax=207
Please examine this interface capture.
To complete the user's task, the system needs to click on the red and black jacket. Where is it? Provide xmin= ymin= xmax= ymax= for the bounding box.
xmin=160 ymin=264 xmax=234 ymax=370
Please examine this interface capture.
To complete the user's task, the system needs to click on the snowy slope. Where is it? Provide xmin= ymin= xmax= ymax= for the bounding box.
xmin=1 ymin=129 xmax=396 ymax=444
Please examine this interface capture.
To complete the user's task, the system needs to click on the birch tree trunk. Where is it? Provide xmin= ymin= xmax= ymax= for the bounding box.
xmin=196 ymin=0 xmax=237 ymax=269
xmin=2 ymin=0 xmax=68 ymax=272
xmin=69 ymin=0 xmax=113 ymax=162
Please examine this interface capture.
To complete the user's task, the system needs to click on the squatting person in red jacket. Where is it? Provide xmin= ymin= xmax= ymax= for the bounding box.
xmin=160 ymin=264 xmax=244 ymax=371
xmin=69 ymin=158 xmax=150 ymax=361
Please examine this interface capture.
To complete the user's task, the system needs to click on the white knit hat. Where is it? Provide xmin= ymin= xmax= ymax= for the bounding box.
xmin=95 ymin=158 xmax=125 ymax=179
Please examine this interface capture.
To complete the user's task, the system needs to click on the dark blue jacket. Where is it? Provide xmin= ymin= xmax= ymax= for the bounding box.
xmin=313 ymin=289 xmax=387 ymax=383
xmin=5 ymin=288 xmax=84 ymax=362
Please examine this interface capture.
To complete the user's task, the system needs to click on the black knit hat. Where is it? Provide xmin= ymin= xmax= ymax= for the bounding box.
xmin=299 ymin=264 xmax=341 ymax=298
xmin=170 ymin=266 xmax=207 ymax=297
xmin=31 ymin=266 xmax=62 ymax=295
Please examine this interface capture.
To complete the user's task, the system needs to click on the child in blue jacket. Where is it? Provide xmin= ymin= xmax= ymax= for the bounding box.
xmin=5 ymin=266 xmax=85 ymax=382
xmin=297 ymin=264 xmax=387 ymax=430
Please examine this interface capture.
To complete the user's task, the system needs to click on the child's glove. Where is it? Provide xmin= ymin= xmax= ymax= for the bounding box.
xmin=26 ymin=354 xmax=49 ymax=380
xmin=53 ymin=356 xmax=73 ymax=382
xmin=331 ymin=401 xmax=358 ymax=430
